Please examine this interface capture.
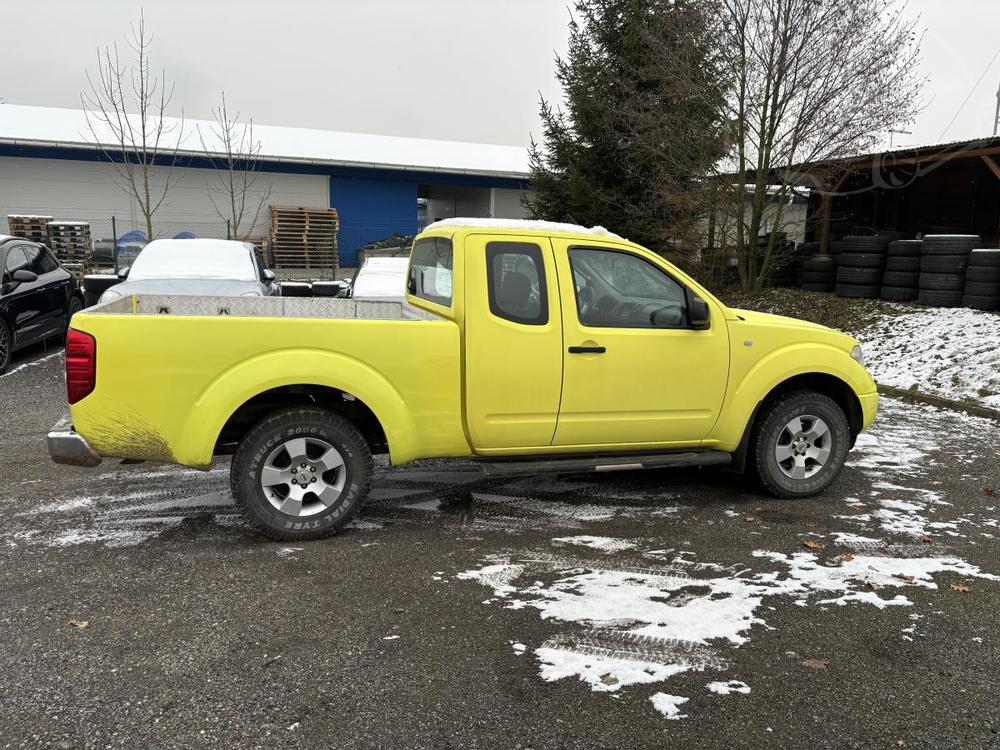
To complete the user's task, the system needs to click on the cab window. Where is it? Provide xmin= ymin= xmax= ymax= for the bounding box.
xmin=32 ymin=247 xmax=59 ymax=274
xmin=408 ymin=237 xmax=453 ymax=306
xmin=569 ymin=247 xmax=689 ymax=329
xmin=486 ymin=242 xmax=547 ymax=325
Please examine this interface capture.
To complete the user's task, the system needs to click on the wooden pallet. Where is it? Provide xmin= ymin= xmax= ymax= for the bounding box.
xmin=47 ymin=221 xmax=93 ymax=265
xmin=269 ymin=205 xmax=340 ymax=270
xmin=8 ymin=215 xmax=52 ymax=243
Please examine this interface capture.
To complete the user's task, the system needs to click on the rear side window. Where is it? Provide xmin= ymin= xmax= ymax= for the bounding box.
xmin=33 ymin=248 xmax=59 ymax=274
xmin=486 ymin=242 xmax=547 ymax=325
xmin=408 ymin=237 xmax=453 ymax=306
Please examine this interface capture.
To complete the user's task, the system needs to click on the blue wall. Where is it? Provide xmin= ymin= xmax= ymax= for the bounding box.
xmin=330 ymin=176 xmax=418 ymax=267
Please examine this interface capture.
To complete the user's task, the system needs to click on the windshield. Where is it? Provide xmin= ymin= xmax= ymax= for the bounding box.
xmin=127 ymin=239 xmax=258 ymax=282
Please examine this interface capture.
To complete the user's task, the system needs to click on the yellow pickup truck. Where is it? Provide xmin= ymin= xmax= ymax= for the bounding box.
xmin=48 ymin=219 xmax=878 ymax=540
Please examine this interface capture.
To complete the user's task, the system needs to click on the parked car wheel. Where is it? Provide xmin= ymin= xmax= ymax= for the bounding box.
xmin=0 ymin=320 xmax=11 ymax=375
xmin=231 ymin=408 xmax=372 ymax=541
xmin=750 ymin=390 xmax=850 ymax=499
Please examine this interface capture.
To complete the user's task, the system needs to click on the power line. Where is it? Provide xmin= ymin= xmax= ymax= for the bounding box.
xmin=938 ymin=46 xmax=1000 ymax=142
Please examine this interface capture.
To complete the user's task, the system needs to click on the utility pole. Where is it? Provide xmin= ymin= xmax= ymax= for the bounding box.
xmin=994 ymin=80 xmax=1000 ymax=136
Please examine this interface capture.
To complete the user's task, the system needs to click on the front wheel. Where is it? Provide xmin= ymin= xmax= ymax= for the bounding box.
xmin=750 ymin=390 xmax=850 ymax=498
xmin=231 ymin=408 xmax=372 ymax=541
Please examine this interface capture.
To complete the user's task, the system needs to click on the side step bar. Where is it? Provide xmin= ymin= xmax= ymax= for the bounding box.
xmin=476 ymin=450 xmax=732 ymax=478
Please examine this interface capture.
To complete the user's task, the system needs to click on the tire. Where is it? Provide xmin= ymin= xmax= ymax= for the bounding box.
xmin=802 ymin=255 xmax=836 ymax=272
xmin=230 ymin=408 xmax=373 ymax=541
xmin=750 ymin=390 xmax=850 ymax=498
xmin=919 ymin=272 xmax=965 ymax=291
xmin=921 ymin=255 xmax=968 ymax=273
xmin=835 ymin=283 xmax=880 ymax=298
xmin=969 ymin=249 xmax=1000 ymax=268
xmin=885 ymin=256 xmax=921 ymax=272
xmin=837 ymin=267 xmax=883 ymax=284
xmin=887 ymin=240 xmax=922 ymax=257
xmin=917 ymin=289 xmax=963 ymax=307
xmin=843 ymin=236 xmax=890 ymax=254
xmin=880 ymin=285 xmax=918 ymax=301
xmin=962 ymin=294 xmax=1000 ymax=311
xmin=801 ymin=270 xmax=836 ymax=283
xmin=837 ymin=253 xmax=886 ymax=268
xmin=964 ymin=281 xmax=1000 ymax=297
xmin=880 ymin=271 xmax=919 ymax=287
xmin=801 ymin=281 xmax=835 ymax=292
xmin=59 ymin=296 xmax=85 ymax=344
xmin=921 ymin=235 xmax=980 ymax=256
xmin=0 ymin=320 xmax=11 ymax=375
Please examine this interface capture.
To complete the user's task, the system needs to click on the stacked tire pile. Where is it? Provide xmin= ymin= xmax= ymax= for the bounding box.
xmin=962 ymin=249 xmax=1000 ymax=311
xmin=835 ymin=235 xmax=890 ymax=298
xmin=799 ymin=242 xmax=836 ymax=293
xmin=918 ymin=235 xmax=980 ymax=307
xmin=879 ymin=240 xmax=922 ymax=301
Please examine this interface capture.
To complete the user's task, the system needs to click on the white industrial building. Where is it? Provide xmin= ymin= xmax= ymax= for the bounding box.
xmin=0 ymin=104 xmax=532 ymax=265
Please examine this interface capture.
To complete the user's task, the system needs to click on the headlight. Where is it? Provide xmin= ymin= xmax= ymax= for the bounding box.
xmin=850 ymin=344 xmax=865 ymax=367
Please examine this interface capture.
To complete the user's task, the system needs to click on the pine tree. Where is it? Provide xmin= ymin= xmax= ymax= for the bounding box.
xmin=526 ymin=0 xmax=727 ymax=258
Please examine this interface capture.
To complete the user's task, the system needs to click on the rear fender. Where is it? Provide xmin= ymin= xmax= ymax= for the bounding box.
xmin=178 ymin=348 xmax=415 ymax=467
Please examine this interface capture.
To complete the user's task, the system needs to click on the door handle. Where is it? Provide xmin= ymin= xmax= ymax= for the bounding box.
xmin=568 ymin=345 xmax=606 ymax=354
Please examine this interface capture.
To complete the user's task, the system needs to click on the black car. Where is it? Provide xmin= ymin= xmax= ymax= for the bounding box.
xmin=0 ymin=236 xmax=83 ymax=374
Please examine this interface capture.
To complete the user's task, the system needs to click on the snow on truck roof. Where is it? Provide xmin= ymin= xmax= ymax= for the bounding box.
xmin=0 ymin=104 xmax=529 ymax=178
xmin=423 ymin=218 xmax=623 ymax=238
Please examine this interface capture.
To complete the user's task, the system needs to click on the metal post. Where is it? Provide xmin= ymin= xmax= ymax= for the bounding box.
xmin=226 ymin=219 xmax=231 ymax=240
xmin=994 ymin=81 xmax=1000 ymax=137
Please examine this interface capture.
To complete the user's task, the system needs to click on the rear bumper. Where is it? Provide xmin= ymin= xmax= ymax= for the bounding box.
xmin=47 ymin=414 xmax=102 ymax=467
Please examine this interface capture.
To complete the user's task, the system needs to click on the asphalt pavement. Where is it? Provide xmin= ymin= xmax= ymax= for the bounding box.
xmin=2 ymin=345 xmax=999 ymax=749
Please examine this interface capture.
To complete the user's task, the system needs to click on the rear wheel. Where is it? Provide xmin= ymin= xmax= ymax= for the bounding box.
xmin=750 ymin=390 xmax=850 ymax=498
xmin=231 ymin=408 xmax=372 ymax=541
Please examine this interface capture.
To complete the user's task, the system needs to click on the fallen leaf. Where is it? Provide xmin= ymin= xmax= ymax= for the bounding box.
xmin=893 ymin=574 xmax=915 ymax=583
xmin=600 ymin=674 xmax=619 ymax=686
xmin=841 ymin=553 xmax=855 ymax=563
xmin=868 ymin=581 xmax=882 ymax=591
xmin=897 ymin=742 xmax=906 ymax=748
xmin=983 ymin=487 xmax=996 ymax=497
xmin=950 ymin=582 xmax=971 ymax=594
xmin=744 ymin=516 xmax=757 ymax=523
xmin=803 ymin=658 xmax=829 ymax=670
xmin=67 ymin=619 xmax=89 ymax=629
xmin=802 ymin=538 xmax=825 ymax=550
xmin=918 ymin=534 xmax=934 ymax=544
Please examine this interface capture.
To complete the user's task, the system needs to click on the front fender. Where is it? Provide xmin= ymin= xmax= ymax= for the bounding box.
xmin=708 ymin=342 xmax=876 ymax=450
xmin=176 ymin=348 xmax=416 ymax=468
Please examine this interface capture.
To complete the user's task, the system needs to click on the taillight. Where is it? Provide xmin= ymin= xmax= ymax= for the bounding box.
xmin=65 ymin=329 xmax=96 ymax=405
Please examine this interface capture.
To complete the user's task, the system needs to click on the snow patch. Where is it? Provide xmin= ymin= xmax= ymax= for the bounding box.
xmin=649 ymin=693 xmax=689 ymax=720
xmin=706 ymin=680 xmax=751 ymax=695
xmin=552 ymin=536 xmax=638 ymax=554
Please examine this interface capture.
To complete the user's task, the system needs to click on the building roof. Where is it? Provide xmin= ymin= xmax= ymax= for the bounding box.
xmin=423 ymin=217 xmax=623 ymax=238
xmin=0 ymin=104 xmax=530 ymax=179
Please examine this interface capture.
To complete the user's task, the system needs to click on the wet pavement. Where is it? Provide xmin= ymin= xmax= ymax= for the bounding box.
xmin=2 ymin=349 xmax=999 ymax=749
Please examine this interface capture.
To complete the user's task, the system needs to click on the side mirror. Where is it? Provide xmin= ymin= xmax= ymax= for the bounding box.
xmin=12 ymin=269 xmax=38 ymax=284
xmin=262 ymin=269 xmax=276 ymax=284
xmin=688 ymin=295 xmax=711 ymax=330
xmin=117 ymin=266 xmax=130 ymax=281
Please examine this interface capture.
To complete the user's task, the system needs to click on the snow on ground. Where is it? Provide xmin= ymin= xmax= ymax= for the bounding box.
xmin=456 ymin=398 xmax=1000 ymax=721
xmin=858 ymin=307 xmax=1000 ymax=408
xmin=649 ymin=693 xmax=689 ymax=720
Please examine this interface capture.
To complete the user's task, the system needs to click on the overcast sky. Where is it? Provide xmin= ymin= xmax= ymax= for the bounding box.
xmin=2 ymin=0 xmax=999 ymax=149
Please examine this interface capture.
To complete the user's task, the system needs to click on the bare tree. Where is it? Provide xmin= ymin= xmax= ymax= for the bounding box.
xmin=197 ymin=93 xmax=272 ymax=241
xmin=81 ymin=11 xmax=184 ymax=241
xmin=711 ymin=0 xmax=924 ymax=292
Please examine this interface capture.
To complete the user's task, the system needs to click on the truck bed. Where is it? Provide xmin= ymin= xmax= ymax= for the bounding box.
xmin=69 ymin=293 xmax=467 ymax=469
